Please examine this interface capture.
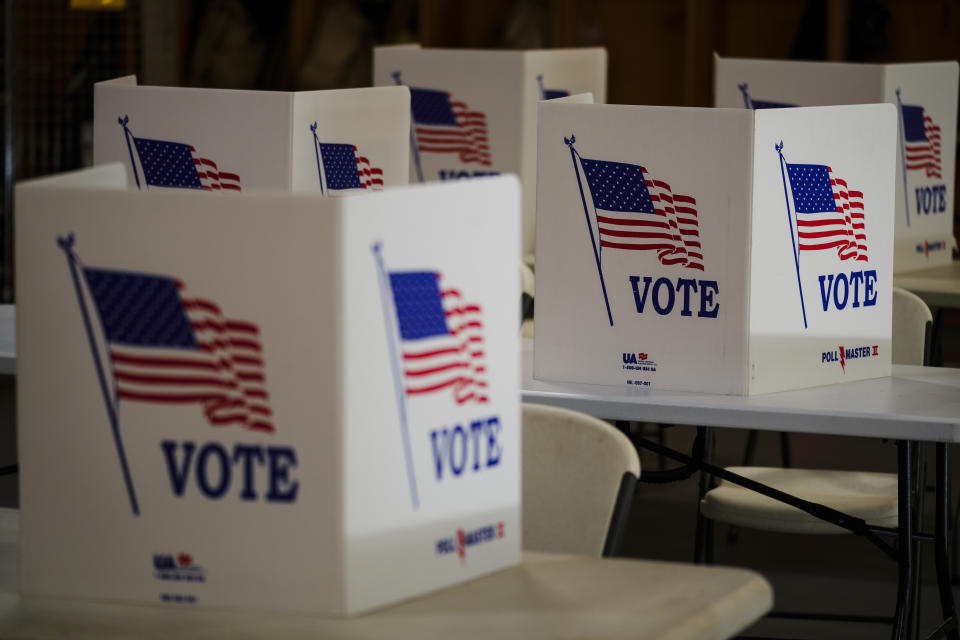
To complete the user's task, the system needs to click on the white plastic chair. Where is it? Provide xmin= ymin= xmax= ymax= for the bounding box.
xmin=522 ymin=403 xmax=640 ymax=556
xmin=699 ymin=287 xmax=932 ymax=536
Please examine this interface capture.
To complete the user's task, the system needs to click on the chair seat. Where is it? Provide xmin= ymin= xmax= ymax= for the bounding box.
xmin=700 ymin=467 xmax=899 ymax=534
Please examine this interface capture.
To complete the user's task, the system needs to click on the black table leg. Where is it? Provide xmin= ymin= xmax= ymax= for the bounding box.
xmin=935 ymin=443 xmax=959 ymax=640
xmin=893 ymin=440 xmax=915 ymax=640
xmin=911 ymin=443 xmax=926 ymax=640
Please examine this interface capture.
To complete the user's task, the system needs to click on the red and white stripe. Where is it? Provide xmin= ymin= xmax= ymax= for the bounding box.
xmin=905 ymin=115 xmax=942 ymax=179
xmin=189 ymin=146 xmax=242 ymax=192
xmin=416 ymin=97 xmax=492 ymax=166
xmin=110 ymin=286 xmax=273 ymax=433
xmin=797 ymin=167 xmax=867 ymax=262
xmin=355 ymin=147 xmax=384 ymax=190
xmin=594 ymin=165 xmax=704 ymax=271
xmin=401 ymin=278 xmax=488 ymax=405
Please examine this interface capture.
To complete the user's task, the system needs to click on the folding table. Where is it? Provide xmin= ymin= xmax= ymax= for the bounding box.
xmin=0 ymin=509 xmax=772 ymax=640
xmin=521 ymin=339 xmax=960 ymax=640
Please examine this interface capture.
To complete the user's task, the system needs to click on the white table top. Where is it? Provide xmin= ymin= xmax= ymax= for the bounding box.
xmin=0 ymin=510 xmax=771 ymax=640
xmin=522 ymin=340 xmax=960 ymax=443
xmin=894 ymin=261 xmax=960 ymax=309
xmin=0 ymin=305 xmax=13 ymax=375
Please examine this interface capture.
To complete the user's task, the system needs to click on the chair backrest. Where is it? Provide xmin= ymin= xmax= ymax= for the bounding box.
xmin=892 ymin=287 xmax=933 ymax=365
xmin=521 ymin=262 xmax=535 ymax=298
xmin=522 ymin=403 xmax=640 ymax=557
xmin=521 ymin=262 xmax=535 ymax=338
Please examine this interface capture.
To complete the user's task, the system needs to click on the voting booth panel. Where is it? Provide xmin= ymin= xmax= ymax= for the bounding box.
xmin=534 ymin=102 xmax=895 ymax=395
xmin=14 ymin=167 xmax=521 ymax=614
xmin=749 ymin=105 xmax=896 ymax=394
xmin=535 ymin=103 xmax=754 ymax=395
xmin=339 ymin=180 xmax=522 ymax=611
xmin=373 ymin=45 xmax=607 ymax=259
xmin=715 ymin=56 xmax=958 ymax=273
xmin=94 ymin=76 xmax=410 ymax=195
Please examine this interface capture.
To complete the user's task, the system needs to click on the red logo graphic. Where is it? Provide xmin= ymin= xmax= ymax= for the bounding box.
xmin=638 ymin=353 xmax=648 ymax=361
xmin=826 ymin=345 xmax=879 ymax=373
xmin=177 ymin=553 xmax=193 ymax=567
xmin=456 ymin=529 xmax=467 ymax=561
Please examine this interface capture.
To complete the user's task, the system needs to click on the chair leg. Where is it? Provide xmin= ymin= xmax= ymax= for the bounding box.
xmin=694 ymin=511 xmax=708 ymax=564
xmin=779 ymin=432 xmax=792 ymax=468
xmin=742 ymin=429 xmax=758 ymax=466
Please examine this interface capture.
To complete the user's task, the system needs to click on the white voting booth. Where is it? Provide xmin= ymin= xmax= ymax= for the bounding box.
xmin=14 ymin=165 xmax=521 ymax=614
xmin=714 ymin=55 xmax=959 ymax=273
xmin=535 ymin=102 xmax=896 ymax=395
xmin=373 ymin=45 xmax=607 ymax=261
xmin=94 ymin=76 xmax=411 ymax=195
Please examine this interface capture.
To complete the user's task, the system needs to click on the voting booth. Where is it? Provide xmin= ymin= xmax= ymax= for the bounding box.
xmin=715 ymin=56 xmax=959 ymax=273
xmin=15 ymin=165 xmax=521 ymax=613
xmin=373 ymin=45 xmax=607 ymax=261
xmin=94 ymin=76 xmax=411 ymax=195
xmin=535 ymin=102 xmax=896 ymax=395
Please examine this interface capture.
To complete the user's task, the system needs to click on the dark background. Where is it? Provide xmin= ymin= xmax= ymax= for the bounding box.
xmin=5 ymin=0 xmax=956 ymax=345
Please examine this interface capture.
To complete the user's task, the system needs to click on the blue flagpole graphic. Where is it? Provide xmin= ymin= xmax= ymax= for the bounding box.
xmin=58 ymin=234 xmax=140 ymax=516
xmin=895 ymin=89 xmax=911 ymax=228
xmin=566 ymin=135 xmax=613 ymax=327
xmin=776 ymin=142 xmax=808 ymax=329
xmin=371 ymin=242 xmax=420 ymax=510
xmin=310 ymin=122 xmax=326 ymax=196
xmin=118 ymin=115 xmax=142 ymax=190
xmin=738 ymin=83 xmax=751 ymax=109
xmin=393 ymin=71 xmax=425 ymax=183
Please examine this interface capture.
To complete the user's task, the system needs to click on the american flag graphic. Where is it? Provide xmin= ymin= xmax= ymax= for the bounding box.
xmin=900 ymin=102 xmax=942 ymax=179
xmin=82 ymin=268 xmax=273 ymax=432
xmin=738 ymin=84 xmax=796 ymax=110
xmin=131 ymin=137 xmax=241 ymax=192
xmin=786 ymin=162 xmax=868 ymax=262
xmin=318 ymin=143 xmax=383 ymax=192
xmin=538 ymin=74 xmax=569 ymax=101
xmin=749 ymin=98 xmax=796 ymax=110
xmin=409 ymin=87 xmax=492 ymax=166
xmin=579 ymin=155 xmax=704 ymax=270
xmin=388 ymin=271 xmax=488 ymax=405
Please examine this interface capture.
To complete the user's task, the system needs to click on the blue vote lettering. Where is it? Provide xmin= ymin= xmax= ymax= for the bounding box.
xmin=817 ymin=269 xmax=877 ymax=311
xmin=161 ymin=440 xmax=299 ymax=503
xmin=915 ymin=185 xmax=947 ymax=214
xmin=430 ymin=416 xmax=502 ymax=480
xmin=628 ymin=276 xmax=719 ymax=318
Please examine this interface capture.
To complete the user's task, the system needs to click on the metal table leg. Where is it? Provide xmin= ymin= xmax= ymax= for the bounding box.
xmin=893 ymin=440 xmax=915 ymax=640
xmin=935 ymin=443 xmax=959 ymax=640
